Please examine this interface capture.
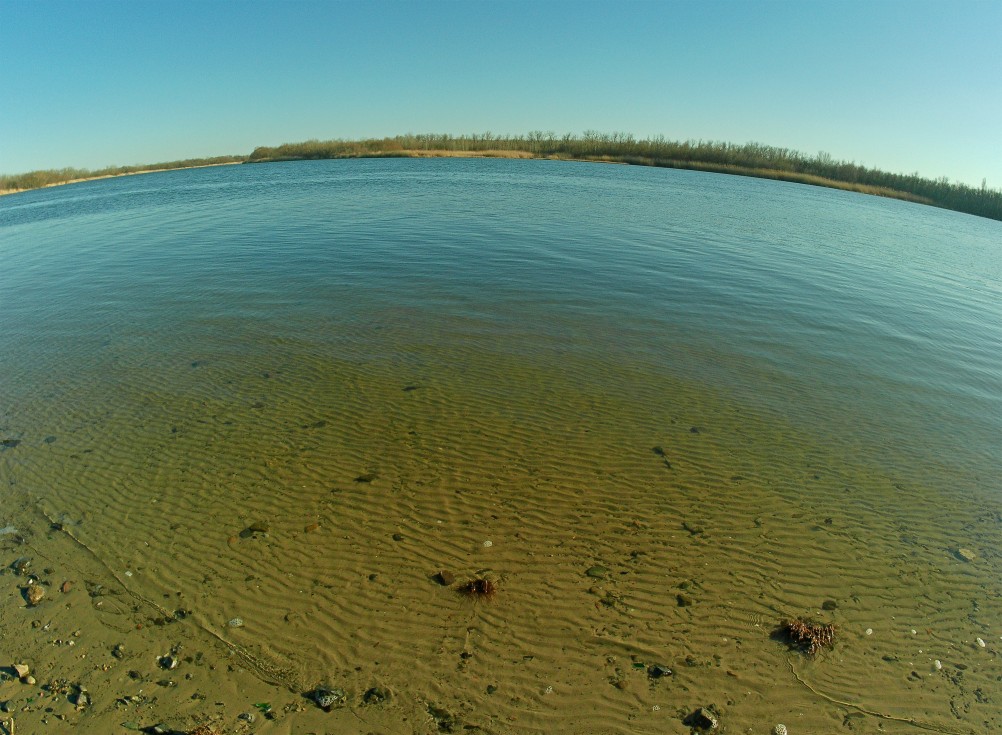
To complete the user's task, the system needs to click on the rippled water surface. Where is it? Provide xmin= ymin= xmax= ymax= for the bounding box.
xmin=1 ymin=159 xmax=1000 ymax=733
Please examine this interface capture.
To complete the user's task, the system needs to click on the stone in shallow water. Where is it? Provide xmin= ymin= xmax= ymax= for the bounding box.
xmin=434 ymin=570 xmax=455 ymax=586
xmin=363 ymin=686 xmax=389 ymax=704
xmin=647 ymin=663 xmax=672 ymax=678
xmin=954 ymin=548 xmax=976 ymax=563
xmin=683 ymin=707 xmax=718 ymax=730
xmin=311 ymin=687 xmax=346 ymax=711
xmin=25 ymin=584 xmax=45 ymax=606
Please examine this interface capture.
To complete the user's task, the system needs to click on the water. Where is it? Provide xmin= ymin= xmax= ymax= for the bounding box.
xmin=1 ymin=158 xmax=1000 ymax=732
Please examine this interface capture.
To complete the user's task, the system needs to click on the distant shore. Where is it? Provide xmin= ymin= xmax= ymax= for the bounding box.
xmin=0 ymin=151 xmax=926 ymax=206
xmin=243 ymin=149 xmax=932 ymax=205
xmin=0 ymin=161 xmax=242 ymax=197
xmin=3 ymin=134 xmax=999 ymax=220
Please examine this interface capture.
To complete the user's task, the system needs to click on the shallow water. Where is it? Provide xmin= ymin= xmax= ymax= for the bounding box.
xmin=1 ymin=159 xmax=1000 ymax=733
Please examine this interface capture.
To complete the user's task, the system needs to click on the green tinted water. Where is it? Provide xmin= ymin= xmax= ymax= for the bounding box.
xmin=1 ymin=159 xmax=1000 ymax=733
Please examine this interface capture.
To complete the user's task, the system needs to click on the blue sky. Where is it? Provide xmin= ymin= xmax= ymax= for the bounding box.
xmin=2 ymin=0 xmax=1000 ymax=186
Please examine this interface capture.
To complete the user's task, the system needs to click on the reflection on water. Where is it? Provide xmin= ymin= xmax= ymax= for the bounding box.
xmin=1 ymin=159 xmax=1000 ymax=732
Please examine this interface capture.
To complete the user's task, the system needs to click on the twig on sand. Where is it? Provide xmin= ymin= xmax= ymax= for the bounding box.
xmin=787 ymin=659 xmax=975 ymax=735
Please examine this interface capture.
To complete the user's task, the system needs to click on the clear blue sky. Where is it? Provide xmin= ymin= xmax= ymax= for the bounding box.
xmin=2 ymin=0 xmax=1000 ymax=187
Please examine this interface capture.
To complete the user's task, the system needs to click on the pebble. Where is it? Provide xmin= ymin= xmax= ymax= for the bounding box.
xmin=26 ymin=584 xmax=45 ymax=606
xmin=13 ymin=664 xmax=30 ymax=679
xmin=934 ymin=660 xmax=943 ymax=670
xmin=482 ymin=540 xmax=493 ymax=548
xmin=434 ymin=571 xmax=455 ymax=586
xmin=976 ymin=637 xmax=986 ymax=648
xmin=228 ymin=618 xmax=244 ymax=628
xmin=954 ymin=547 xmax=976 ymax=563
xmin=159 ymin=655 xmax=179 ymax=670
xmin=685 ymin=707 xmax=718 ymax=730
xmin=311 ymin=687 xmax=346 ymax=711
xmin=865 ymin=628 xmax=873 ymax=636
xmin=363 ymin=686 xmax=389 ymax=704
xmin=647 ymin=664 xmax=672 ymax=678
xmin=772 ymin=725 xmax=788 ymax=735
xmin=586 ymin=565 xmax=609 ymax=579
xmin=238 ymin=712 xmax=255 ymax=722
xmin=24 ymin=675 xmax=36 ymax=685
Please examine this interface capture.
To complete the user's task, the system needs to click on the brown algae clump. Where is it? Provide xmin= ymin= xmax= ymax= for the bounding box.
xmin=778 ymin=617 xmax=837 ymax=655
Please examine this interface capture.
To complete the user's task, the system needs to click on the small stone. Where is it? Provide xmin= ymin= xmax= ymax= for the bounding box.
xmin=354 ymin=473 xmax=378 ymax=483
xmin=73 ymin=688 xmax=90 ymax=709
xmin=586 ymin=565 xmax=609 ymax=578
xmin=23 ymin=675 xmax=36 ymax=686
xmin=976 ymin=637 xmax=986 ymax=648
xmin=647 ymin=664 xmax=672 ymax=678
xmin=13 ymin=664 xmax=30 ymax=679
xmin=865 ymin=628 xmax=873 ymax=636
xmin=112 ymin=644 xmax=126 ymax=659
xmin=247 ymin=521 xmax=269 ymax=533
xmin=61 ymin=580 xmax=73 ymax=594
xmin=684 ymin=706 xmax=718 ymax=730
xmin=821 ymin=599 xmax=837 ymax=610
xmin=228 ymin=617 xmax=244 ymax=627
xmin=392 ymin=533 xmax=403 ymax=541
xmin=676 ymin=593 xmax=694 ymax=607
xmin=311 ymin=687 xmax=346 ymax=711
xmin=772 ymin=725 xmax=788 ymax=735
xmin=933 ymin=660 xmax=943 ymax=670
xmin=434 ymin=571 xmax=455 ymax=586
xmin=25 ymin=584 xmax=45 ymax=606
xmin=159 ymin=655 xmax=179 ymax=670
xmin=954 ymin=548 xmax=976 ymax=563
xmin=486 ymin=684 xmax=498 ymax=694
xmin=11 ymin=557 xmax=31 ymax=575
xmin=362 ymin=686 xmax=388 ymax=705
xmin=238 ymin=712 xmax=255 ymax=722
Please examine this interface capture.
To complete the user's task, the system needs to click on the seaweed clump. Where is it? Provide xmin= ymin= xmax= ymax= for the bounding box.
xmin=458 ymin=577 xmax=498 ymax=601
xmin=777 ymin=617 xmax=837 ymax=656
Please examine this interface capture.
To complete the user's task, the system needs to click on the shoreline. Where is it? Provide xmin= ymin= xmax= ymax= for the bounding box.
xmin=0 ymin=150 xmax=939 ymax=211
xmin=0 ymin=161 xmax=243 ymax=198
xmin=245 ymin=149 xmax=933 ymax=205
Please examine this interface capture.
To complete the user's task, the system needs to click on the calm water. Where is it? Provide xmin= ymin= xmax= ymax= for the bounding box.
xmin=3 ymin=159 xmax=1000 ymax=487
xmin=1 ymin=159 xmax=1001 ymax=732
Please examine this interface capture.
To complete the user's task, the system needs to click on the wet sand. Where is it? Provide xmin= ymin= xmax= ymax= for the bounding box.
xmin=2 ymin=347 xmax=1000 ymax=735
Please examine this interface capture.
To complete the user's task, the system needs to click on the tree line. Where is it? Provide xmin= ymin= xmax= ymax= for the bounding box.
xmin=0 ymin=155 xmax=244 ymax=194
xmin=246 ymin=133 xmax=1002 ymax=221
xmin=3 ymin=135 xmax=999 ymax=221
